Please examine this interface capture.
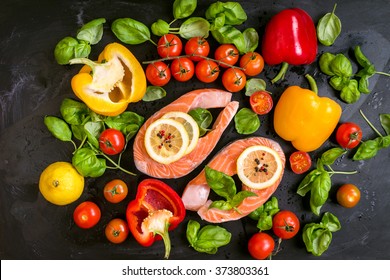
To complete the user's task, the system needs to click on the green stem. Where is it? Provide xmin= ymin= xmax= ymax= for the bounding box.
xmin=305 ymin=74 xmax=318 ymax=94
xmin=360 ymin=109 xmax=383 ymax=137
xmin=159 ymin=224 xmax=171 ymax=259
xmin=331 ymin=3 xmax=338 ymax=15
xmin=169 ymin=18 xmax=177 ymax=26
xmin=376 ymin=71 xmax=390 ymax=77
xmin=69 ymin=57 xmax=99 ymax=71
xmin=149 ymin=39 xmax=158 ymax=47
xmin=326 ymin=164 xmax=357 ymax=177
xmin=271 ymin=62 xmax=289 ymax=84
xmin=101 ymin=153 xmax=137 ymax=176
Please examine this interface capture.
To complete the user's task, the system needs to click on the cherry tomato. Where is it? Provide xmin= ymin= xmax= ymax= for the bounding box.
xmin=73 ymin=201 xmax=101 ymax=229
xmin=170 ymin=57 xmax=195 ymax=82
xmin=157 ymin=34 xmax=182 ymax=58
xmin=289 ymin=151 xmax=312 ymax=174
xmin=105 ymin=218 xmax=129 ymax=244
xmin=337 ymin=184 xmax=361 ymax=208
xmin=221 ymin=68 xmax=246 ymax=92
xmin=214 ymin=44 xmax=239 ymax=68
xmin=185 ymin=37 xmax=210 ymax=61
xmin=99 ymin=128 xmax=125 ymax=155
xmin=239 ymin=52 xmax=265 ymax=76
xmin=272 ymin=210 xmax=300 ymax=240
xmin=336 ymin=122 xmax=363 ymax=149
xmin=195 ymin=60 xmax=220 ymax=83
xmin=103 ymin=179 xmax=128 ymax=203
xmin=145 ymin=61 xmax=171 ymax=87
xmin=249 ymin=91 xmax=273 ymax=115
xmin=247 ymin=232 xmax=275 ymax=260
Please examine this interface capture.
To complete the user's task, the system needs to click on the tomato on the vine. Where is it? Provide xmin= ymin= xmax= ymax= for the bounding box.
xmin=239 ymin=52 xmax=265 ymax=76
xmin=222 ymin=68 xmax=246 ymax=92
xmin=195 ymin=60 xmax=220 ymax=83
xmin=336 ymin=122 xmax=363 ymax=149
xmin=99 ymin=128 xmax=125 ymax=155
xmin=103 ymin=179 xmax=128 ymax=203
xmin=185 ymin=36 xmax=210 ymax=61
xmin=145 ymin=61 xmax=171 ymax=86
xmin=73 ymin=201 xmax=101 ymax=229
xmin=247 ymin=232 xmax=275 ymax=260
xmin=249 ymin=91 xmax=273 ymax=115
xmin=170 ymin=57 xmax=195 ymax=82
xmin=336 ymin=184 xmax=361 ymax=208
xmin=214 ymin=44 xmax=239 ymax=68
xmin=272 ymin=210 xmax=300 ymax=240
xmin=289 ymin=151 xmax=312 ymax=174
xmin=157 ymin=34 xmax=182 ymax=58
xmin=105 ymin=218 xmax=129 ymax=244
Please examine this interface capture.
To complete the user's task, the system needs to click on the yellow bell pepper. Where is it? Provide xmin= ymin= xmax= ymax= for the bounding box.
xmin=273 ymin=75 xmax=342 ymax=152
xmin=69 ymin=42 xmax=146 ymax=116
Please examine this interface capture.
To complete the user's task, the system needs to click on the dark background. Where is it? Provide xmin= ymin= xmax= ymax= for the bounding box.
xmin=1 ymin=0 xmax=389 ymax=260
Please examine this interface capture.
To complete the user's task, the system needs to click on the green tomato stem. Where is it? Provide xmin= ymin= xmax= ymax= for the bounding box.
xmin=360 ymin=109 xmax=383 ymax=137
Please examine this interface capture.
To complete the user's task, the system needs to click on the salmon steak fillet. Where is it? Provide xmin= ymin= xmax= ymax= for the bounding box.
xmin=133 ymin=88 xmax=239 ymax=179
xmin=181 ymin=137 xmax=285 ymax=223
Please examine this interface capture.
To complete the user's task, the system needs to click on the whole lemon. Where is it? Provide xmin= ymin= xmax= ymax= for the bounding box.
xmin=39 ymin=161 xmax=84 ymax=206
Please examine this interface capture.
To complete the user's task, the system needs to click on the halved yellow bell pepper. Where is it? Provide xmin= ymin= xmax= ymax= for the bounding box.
xmin=69 ymin=42 xmax=146 ymax=116
xmin=273 ymin=75 xmax=342 ymax=152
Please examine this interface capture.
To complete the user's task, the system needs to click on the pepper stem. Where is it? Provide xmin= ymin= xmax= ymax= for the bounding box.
xmin=305 ymin=74 xmax=318 ymax=94
xmin=271 ymin=62 xmax=289 ymax=84
xmin=69 ymin=57 xmax=101 ymax=72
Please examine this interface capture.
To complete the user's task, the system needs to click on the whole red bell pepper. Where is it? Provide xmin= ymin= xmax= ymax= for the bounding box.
xmin=262 ymin=8 xmax=317 ymax=83
xmin=126 ymin=178 xmax=186 ymax=259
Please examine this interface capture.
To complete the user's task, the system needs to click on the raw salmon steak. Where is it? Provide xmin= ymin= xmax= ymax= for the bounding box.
xmin=181 ymin=137 xmax=285 ymax=223
xmin=133 ymin=88 xmax=239 ymax=179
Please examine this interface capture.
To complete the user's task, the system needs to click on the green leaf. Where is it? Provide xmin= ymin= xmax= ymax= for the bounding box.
xmin=179 ymin=17 xmax=210 ymax=39
xmin=320 ymin=147 xmax=346 ymax=165
xmin=44 ymin=116 xmax=73 ymax=142
xmin=309 ymin=171 xmax=331 ymax=216
xmin=142 ymin=86 xmax=167 ymax=102
xmin=330 ymin=53 xmax=353 ymax=77
xmin=188 ymin=108 xmax=213 ymax=137
xmin=76 ymin=18 xmax=106 ymax=45
xmin=74 ymin=41 xmax=91 ymax=59
xmin=72 ymin=147 xmax=106 ymax=177
xmin=209 ymin=200 xmax=233 ymax=211
xmin=123 ymin=124 xmax=140 ymax=142
xmin=230 ymin=191 xmax=257 ymax=208
xmin=211 ymin=25 xmax=246 ymax=54
xmin=321 ymin=212 xmax=341 ymax=232
xmin=54 ymin=37 xmax=79 ymax=65
xmin=353 ymin=139 xmax=379 ymax=160
xmin=84 ymin=121 xmax=104 ymax=148
xmin=245 ymin=78 xmax=267 ymax=96
xmin=242 ymin=28 xmax=259 ymax=53
xmin=234 ymin=108 xmax=260 ymax=135
xmin=316 ymin=4 xmax=341 ymax=46
xmin=60 ymin=98 xmax=90 ymax=125
xmin=354 ymin=46 xmax=374 ymax=69
xmin=296 ymin=169 xmax=322 ymax=196
xmin=104 ymin=111 xmax=144 ymax=133
xmin=206 ymin=1 xmax=247 ymax=26
xmin=111 ymin=18 xmax=151 ymax=45
xmin=310 ymin=228 xmax=332 ymax=256
xmin=173 ymin=0 xmax=197 ymax=19
xmin=358 ymin=75 xmax=370 ymax=94
xmin=205 ymin=166 xmax=236 ymax=200
xmin=319 ymin=52 xmax=336 ymax=76
xmin=340 ymin=79 xmax=360 ymax=104
xmin=151 ymin=19 xmax=170 ymax=36
xmin=380 ymin=114 xmax=390 ymax=135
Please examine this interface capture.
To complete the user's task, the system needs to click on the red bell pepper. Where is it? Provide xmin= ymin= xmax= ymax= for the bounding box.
xmin=126 ymin=178 xmax=186 ymax=259
xmin=261 ymin=8 xmax=317 ymax=83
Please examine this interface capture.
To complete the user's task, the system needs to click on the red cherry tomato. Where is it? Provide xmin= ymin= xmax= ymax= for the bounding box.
xmin=99 ymin=128 xmax=125 ymax=155
xmin=105 ymin=218 xmax=129 ymax=244
xmin=103 ymin=179 xmax=128 ymax=204
xmin=214 ymin=44 xmax=239 ymax=68
xmin=195 ymin=60 xmax=220 ymax=83
xmin=145 ymin=61 xmax=171 ymax=86
xmin=272 ymin=210 xmax=300 ymax=240
xmin=337 ymin=184 xmax=361 ymax=208
xmin=247 ymin=232 xmax=275 ymax=260
xmin=185 ymin=37 xmax=210 ymax=61
xmin=249 ymin=91 xmax=273 ymax=115
xmin=239 ymin=52 xmax=265 ymax=76
xmin=170 ymin=57 xmax=195 ymax=82
xmin=157 ymin=34 xmax=182 ymax=58
xmin=289 ymin=151 xmax=312 ymax=174
xmin=336 ymin=122 xmax=363 ymax=149
xmin=73 ymin=201 xmax=101 ymax=229
xmin=221 ymin=68 xmax=246 ymax=92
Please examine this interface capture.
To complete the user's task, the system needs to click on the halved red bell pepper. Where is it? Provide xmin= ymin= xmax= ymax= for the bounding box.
xmin=262 ymin=8 xmax=318 ymax=83
xmin=126 ymin=178 xmax=186 ymax=259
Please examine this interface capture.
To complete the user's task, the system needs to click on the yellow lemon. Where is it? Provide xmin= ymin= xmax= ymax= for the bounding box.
xmin=236 ymin=145 xmax=283 ymax=190
xmin=39 ymin=161 xmax=84 ymax=205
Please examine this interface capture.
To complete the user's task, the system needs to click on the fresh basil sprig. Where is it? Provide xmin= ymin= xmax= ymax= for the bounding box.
xmin=302 ymin=212 xmax=341 ymax=256
xmin=234 ymin=108 xmax=260 ymax=135
xmin=248 ymin=197 xmax=280 ymax=231
xmin=205 ymin=166 xmax=257 ymax=211
xmin=186 ymin=220 xmax=231 ymax=254
xmin=353 ymin=110 xmax=390 ymax=160
xmin=316 ymin=4 xmax=341 ymax=46
xmin=111 ymin=18 xmax=155 ymax=45
xmin=297 ymin=148 xmax=357 ymax=215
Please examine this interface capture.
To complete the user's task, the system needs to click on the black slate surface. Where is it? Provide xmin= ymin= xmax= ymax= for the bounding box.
xmin=0 ymin=0 xmax=389 ymax=260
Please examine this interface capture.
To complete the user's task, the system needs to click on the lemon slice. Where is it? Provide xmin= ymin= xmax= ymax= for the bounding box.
xmin=145 ymin=118 xmax=190 ymax=164
xmin=162 ymin=111 xmax=199 ymax=155
xmin=237 ymin=145 xmax=283 ymax=190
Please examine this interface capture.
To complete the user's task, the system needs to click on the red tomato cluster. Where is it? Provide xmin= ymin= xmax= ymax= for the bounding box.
xmin=145 ymin=35 xmax=265 ymax=93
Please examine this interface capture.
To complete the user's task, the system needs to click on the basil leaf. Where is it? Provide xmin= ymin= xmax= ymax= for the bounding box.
xmin=179 ymin=17 xmax=210 ymax=39
xmin=54 ymin=37 xmax=79 ymax=65
xmin=340 ymin=79 xmax=360 ymax=104
xmin=206 ymin=1 xmax=247 ymax=26
xmin=123 ymin=124 xmax=140 ymax=142
xmin=245 ymin=78 xmax=267 ymax=96
xmin=353 ymin=139 xmax=379 ymax=160
xmin=111 ymin=18 xmax=151 ymax=45
xmin=191 ymin=224 xmax=232 ymax=254
xmin=211 ymin=25 xmax=246 ymax=54
xmin=376 ymin=135 xmax=390 ymax=149
xmin=188 ymin=108 xmax=213 ymax=137
xmin=84 ymin=121 xmax=104 ymax=148
xmin=76 ymin=18 xmax=106 ymax=45
xmin=151 ymin=19 xmax=170 ymax=36
xmin=242 ymin=28 xmax=259 ymax=53
xmin=173 ymin=0 xmax=197 ymax=19
xmin=249 ymin=196 xmax=279 ymax=221
xmin=329 ymin=75 xmax=350 ymax=91
xmin=72 ymin=148 xmax=106 ymax=177
xmin=310 ymin=228 xmax=332 ymax=256
xmin=296 ymin=169 xmax=322 ymax=196
xmin=330 ymin=54 xmax=353 ymax=77
xmin=354 ymin=46 xmax=374 ymax=69
xmin=230 ymin=191 xmax=257 ymax=208
xmin=358 ymin=75 xmax=370 ymax=94
xmin=309 ymin=171 xmax=331 ymax=216
xmin=186 ymin=220 xmax=201 ymax=246
xmin=104 ymin=111 xmax=144 ymax=133
xmin=234 ymin=108 xmax=260 ymax=135
xmin=205 ymin=166 xmax=236 ymax=200
xmin=209 ymin=200 xmax=233 ymax=211
xmin=71 ymin=124 xmax=86 ymax=141
xmin=320 ymin=147 xmax=346 ymax=165
xmin=44 ymin=116 xmax=73 ymax=142
xmin=142 ymin=86 xmax=167 ymax=102
xmin=380 ymin=114 xmax=390 ymax=135
xmin=316 ymin=4 xmax=341 ymax=46
xmin=321 ymin=212 xmax=341 ymax=232
xmin=74 ymin=41 xmax=91 ymax=59
xmin=319 ymin=52 xmax=336 ymax=76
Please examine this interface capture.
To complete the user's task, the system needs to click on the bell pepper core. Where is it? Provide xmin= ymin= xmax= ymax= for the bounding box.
xmin=126 ymin=179 xmax=186 ymax=259
xmin=261 ymin=8 xmax=318 ymax=83
xmin=69 ymin=43 xmax=146 ymax=116
xmin=273 ymin=74 xmax=342 ymax=152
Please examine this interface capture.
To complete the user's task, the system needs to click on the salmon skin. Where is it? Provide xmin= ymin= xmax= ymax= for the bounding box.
xmin=181 ymin=137 xmax=285 ymax=223
xmin=133 ymin=88 xmax=239 ymax=179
